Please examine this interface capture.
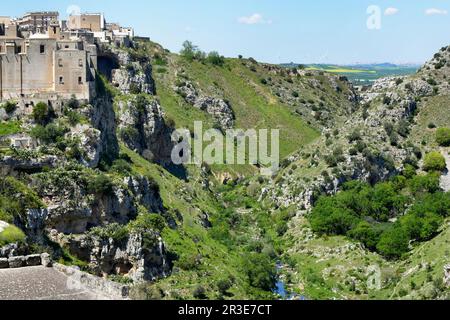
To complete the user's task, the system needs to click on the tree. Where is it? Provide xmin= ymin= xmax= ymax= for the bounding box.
xmin=347 ymin=221 xmax=381 ymax=250
xmin=436 ymin=127 xmax=450 ymax=147
xmin=180 ymin=41 xmax=198 ymax=61
xmin=242 ymin=253 xmax=276 ymax=291
xmin=423 ymin=151 xmax=446 ymax=172
xmin=376 ymin=226 xmax=410 ymax=259
xmin=207 ymin=51 xmax=225 ymax=66
xmin=32 ymin=102 xmax=51 ymax=125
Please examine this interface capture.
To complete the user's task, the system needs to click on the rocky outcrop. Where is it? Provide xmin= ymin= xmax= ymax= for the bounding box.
xmin=89 ymin=94 xmax=120 ymax=165
xmin=58 ymin=231 xmax=171 ymax=283
xmin=67 ymin=125 xmax=102 ymax=168
xmin=31 ymin=171 xmax=163 ymax=235
xmin=174 ymin=81 xmax=235 ymax=130
xmin=109 ymin=47 xmax=155 ymax=95
xmin=117 ymin=96 xmax=173 ymax=164
xmin=0 ymin=155 xmax=58 ymax=175
xmin=444 ymin=264 xmax=450 ymax=288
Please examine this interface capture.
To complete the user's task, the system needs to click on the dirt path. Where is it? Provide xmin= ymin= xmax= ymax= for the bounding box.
xmin=441 ymin=150 xmax=450 ymax=192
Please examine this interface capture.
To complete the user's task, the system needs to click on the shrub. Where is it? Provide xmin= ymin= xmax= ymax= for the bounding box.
xmin=87 ymin=174 xmax=114 ymax=195
xmin=423 ymin=152 xmax=446 ymax=172
xmin=88 ymin=223 xmax=128 ymax=242
xmin=0 ymin=225 xmax=26 ymax=246
xmin=32 ymin=102 xmax=51 ymax=125
xmin=376 ymin=226 xmax=410 ymax=259
xmin=30 ymin=123 xmax=68 ymax=144
xmin=128 ymin=213 xmax=166 ymax=233
xmin=242 ymin=253 xmax=276 ymax=291
xmin=2 ymin=101 xmax=17 ymax=114
xmin=206 ymin=51 xmax=225 ymax=66
xmin=110 ymin=159 xmax=132 ymax=175
xmin=193 ymin=286 xmax=207 ymax=299
xmin=436 ymin=127 xmax=450 ymax=146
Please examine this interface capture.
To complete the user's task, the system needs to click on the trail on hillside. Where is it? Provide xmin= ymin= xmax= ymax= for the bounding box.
xmin=440 ymin=150 xmax=450 ymax=192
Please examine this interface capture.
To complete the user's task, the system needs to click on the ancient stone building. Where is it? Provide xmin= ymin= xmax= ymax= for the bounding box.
xmin=16 ymin=12 xmax=59 ymax=33
xmin=0 ymin=22 xmax=97 ymax=102
xmin=68 ymin=13 xmax=104 ymax=32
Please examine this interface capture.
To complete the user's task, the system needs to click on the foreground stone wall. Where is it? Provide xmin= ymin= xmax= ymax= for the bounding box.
xmin=0 ymin=253 xmax=51 ymax=269
xmin=53 ymin=263 xmax=130 ymax=299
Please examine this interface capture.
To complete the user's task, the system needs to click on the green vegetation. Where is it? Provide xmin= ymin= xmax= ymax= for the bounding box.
xmin=1 ymin=101 xmax=17 ymax=114
xmin=309 ymin=174 xmax=449 ymax=259
xmin=0 ymin=176 xmax=44 ymax=223
xmin=436 ymin=127 xmax=450 ymax=146
xmin=0 ymin=121 xmax=22 ymax=137
xmin=0 ymin=225 xmax=26 ymax=246
xmin=423 ymin=151 xmax=447 ymax=172
xmin=32 ymin=102 xmax=52 ymax=125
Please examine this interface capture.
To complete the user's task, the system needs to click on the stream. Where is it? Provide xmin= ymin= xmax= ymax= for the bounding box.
xmin=274 ymin=262 xmax=307 ymax=300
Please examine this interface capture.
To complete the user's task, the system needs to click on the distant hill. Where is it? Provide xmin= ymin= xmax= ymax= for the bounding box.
xmin=280 ymin=63 xmax=420 ymax=85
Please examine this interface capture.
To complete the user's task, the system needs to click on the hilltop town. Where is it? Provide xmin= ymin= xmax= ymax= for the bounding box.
xmin=0 ymin=11 xmax=136 ymax=103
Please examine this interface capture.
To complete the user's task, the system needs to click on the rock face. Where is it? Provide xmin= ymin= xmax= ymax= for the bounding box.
xmin=117 ymin=96 xmax=173 ymax=164
xmin=32 ymin=170 xmax=163 ymax=235
xmin=174 ymin=81 xmax=235 ymax=130
xmin=61 ymin=232 xmax=171 ymax=282
xmin=67 ymin=125 xmax=102 ymax=168
xmin=89 ymin=94 xmax=120 ymax=165
xmin=0 ymin=155 xmax=58 ymax=176
xmin=444 ymin=264 xmax=450 ymax=288
xmin=110 ymin=47 xmax=155 ymax=95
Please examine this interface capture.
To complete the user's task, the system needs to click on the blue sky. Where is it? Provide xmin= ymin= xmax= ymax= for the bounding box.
xmin=3 ymin=0 xmax=450 ymax=64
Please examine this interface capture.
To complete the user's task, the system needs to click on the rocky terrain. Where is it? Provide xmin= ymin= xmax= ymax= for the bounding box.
xmin=0 ymin=38 xmax=449 ymax=300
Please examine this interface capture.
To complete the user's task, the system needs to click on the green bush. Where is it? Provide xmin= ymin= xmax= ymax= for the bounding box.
xmin=376 ymin=226 xmax=410 ymax=259
xmin=242 ymin=253 xmax=276 ymax=291
xmin=30 ymin=123 xmax=69 ymax=144
xmin=0 ymin=225 xmax=26 ymax=246
xmin=87 ymin=174 xmax=114 ymax=195
xmin=206 ymin=51 xmax=225 ymax=66
xmin=436 ymin=127 xmax=450 ymax=146
xmin=423 ymin=151 xmax=446 ymax=172
xmin=88 ymin=223 xmax=128 ymax=242
xmin=2 ymin=101 xmax=17 ymax=114
xmin=128 ymin=213 xmax=166 ymax=233
xmin=32 ymin=102 xmax=51 ymax=125
xmin=110 ymin=159 xmax=132 ymax=175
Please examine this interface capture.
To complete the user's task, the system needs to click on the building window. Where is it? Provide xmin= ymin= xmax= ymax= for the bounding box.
xmin=78 ymin=76 xmax=83 ymax=84
xmin=40 ymin=45 xmax=45 ymax=54
xmin=78 ymin=59 xmax=83 ymax=67
xmin=58 ymin=59 xmax=63 ymax=67
xmin=59 ymin=76 xmax=64 ymax=84
xmin=16 ymin=45 xmax=22 ymax=54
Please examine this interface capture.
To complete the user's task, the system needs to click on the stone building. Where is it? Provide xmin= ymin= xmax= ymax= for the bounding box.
xmin=0 ymin=22 xmax=97 ymax=102
xmin=0 ymin=10 xmax=135 ymax=104
xmin=68 ymin=13 xmax=104 ymax=32
xmin=16 ymin=12 xmax=59 ymax=33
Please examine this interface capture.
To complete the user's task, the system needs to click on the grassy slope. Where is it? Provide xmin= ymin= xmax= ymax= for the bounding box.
xmin=148 ymin=43 xmax=321 ymax=172
xmin=122 ymin=145 xmax=262 ymax=299
xmin=283 ymin=216 xmax=450 ymax=300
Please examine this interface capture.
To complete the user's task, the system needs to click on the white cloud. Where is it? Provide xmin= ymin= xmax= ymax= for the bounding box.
xmin=425 ymin=8 xmax=448 ymax=16
xmin=384 ymin=7 xmax=399 ymax=16
xmin=238 ymin=13 xmax=271 ymax=25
